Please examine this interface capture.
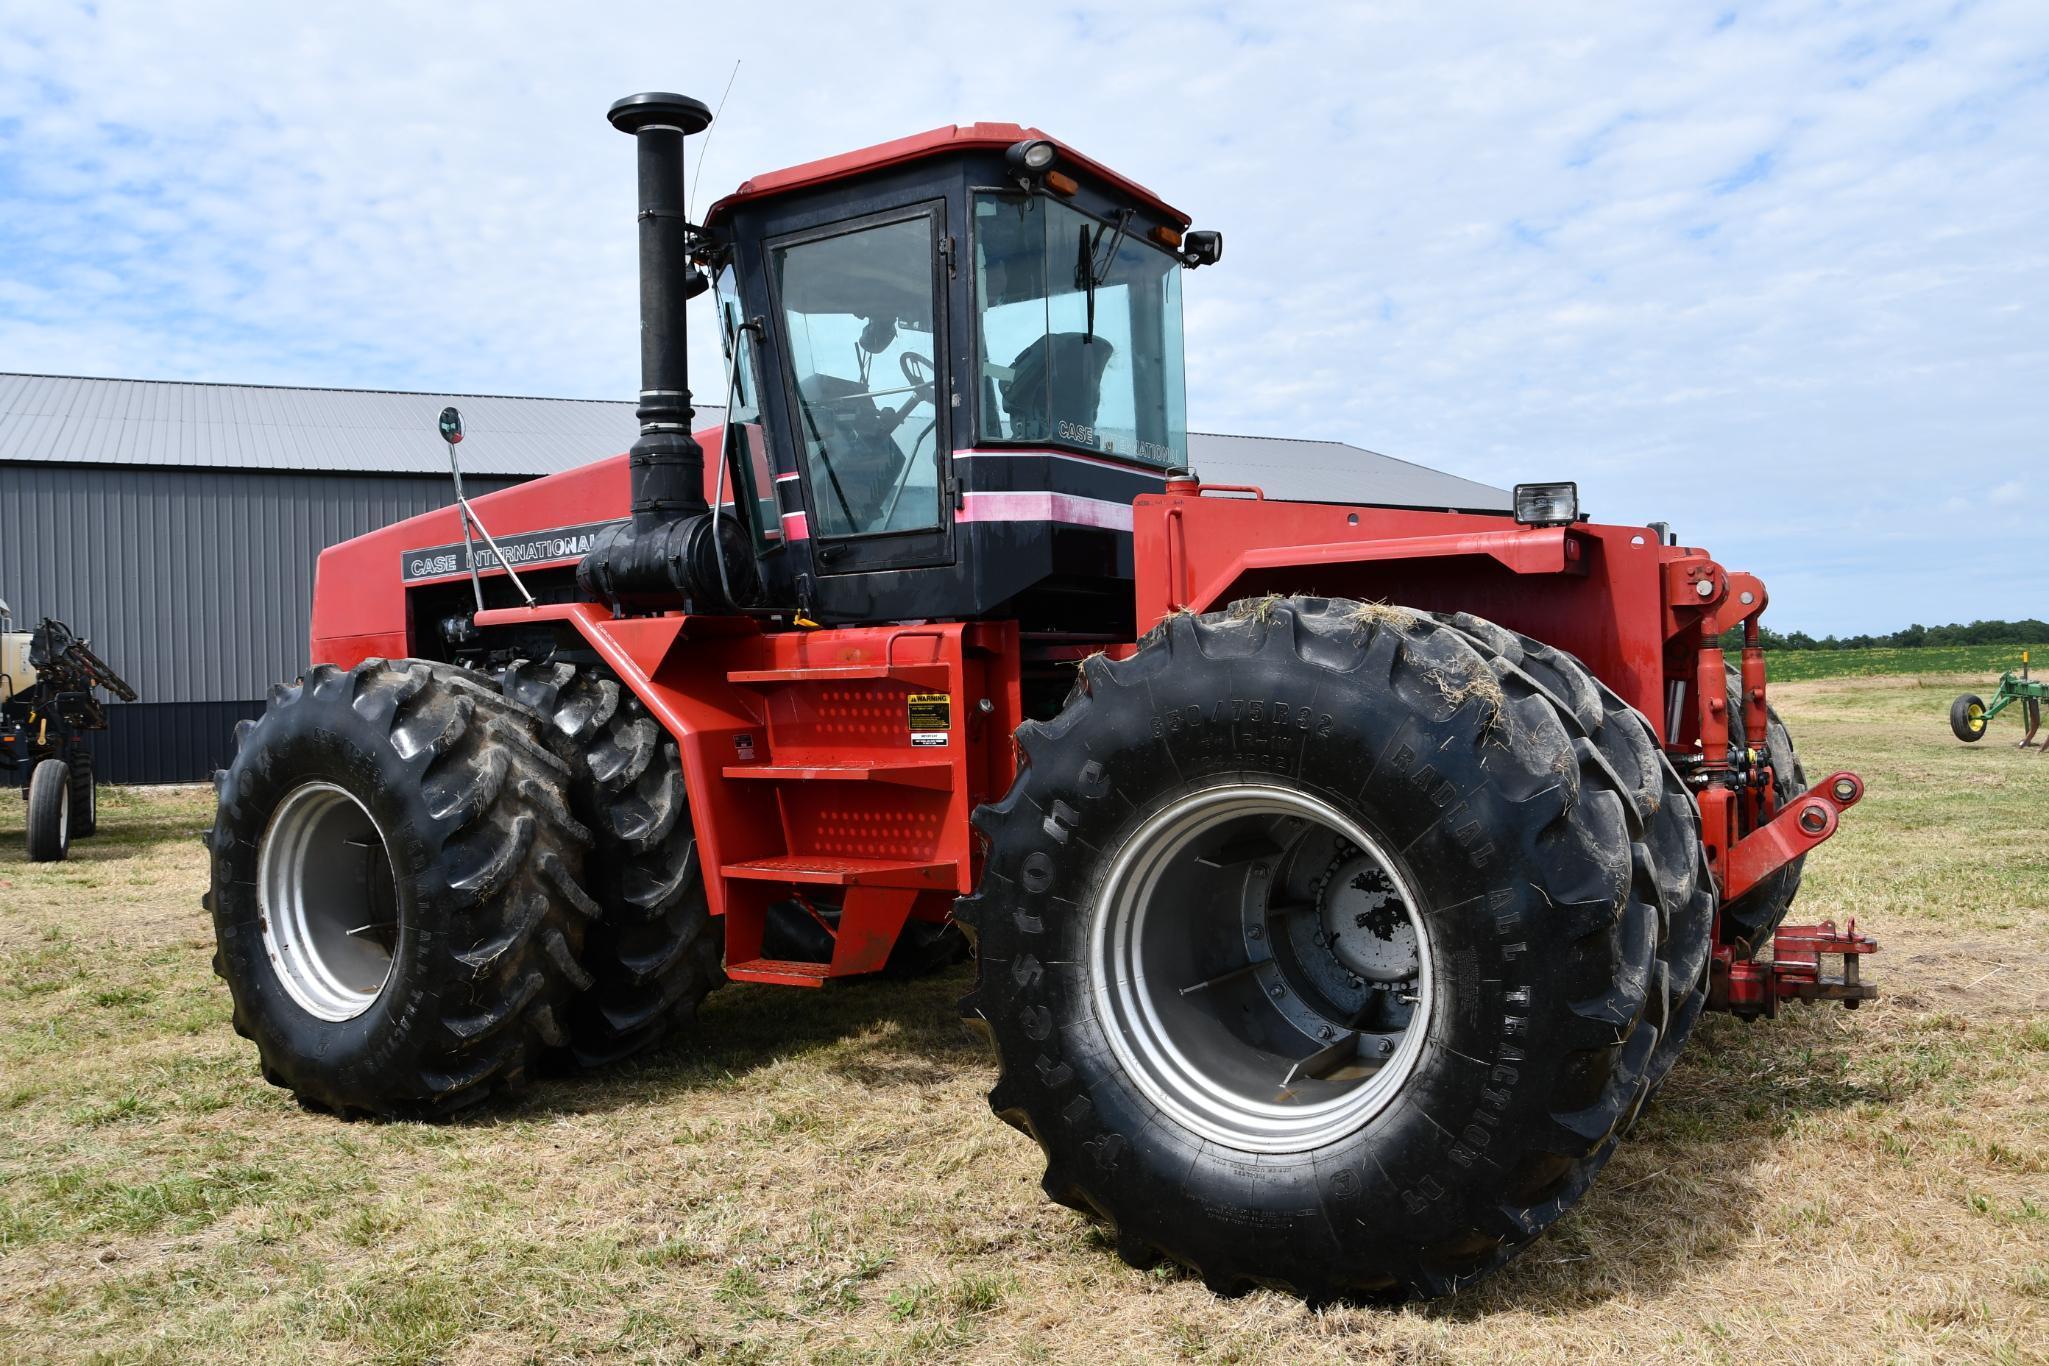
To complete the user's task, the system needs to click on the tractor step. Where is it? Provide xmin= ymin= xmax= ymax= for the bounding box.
xmin=722 ymin=854 xmax=955 ymax=888
xmin=723 ymin=957 xmax=835 ymax=988
xmin=722 ymin=760 xmax=953 ymax=789
xmin=726 ymin=662 xmax=952 ymax=689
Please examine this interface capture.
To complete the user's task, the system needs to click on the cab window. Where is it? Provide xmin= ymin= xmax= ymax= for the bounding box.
xmin=714 ymin=266 xmax=779 ymax=548
xmin=772 ymin=212 xmax=945 ymax=538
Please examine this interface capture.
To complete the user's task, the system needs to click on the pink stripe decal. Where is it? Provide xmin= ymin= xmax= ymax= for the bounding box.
xmin=778 ymin=490 xmax=1130 ymax=544
xmin=957 ymin=490 xmax=1133 ymax=531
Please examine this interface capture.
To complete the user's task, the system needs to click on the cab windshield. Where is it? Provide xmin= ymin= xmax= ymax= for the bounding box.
xmin=973 ymin=192 xmax=1187 ymax=466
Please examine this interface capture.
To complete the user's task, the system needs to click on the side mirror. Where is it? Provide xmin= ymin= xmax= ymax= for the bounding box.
xmin=1181 ymin=230 xmax=1223 ymax=268
xmin=437 ymin=406 xmax=464 ymax=445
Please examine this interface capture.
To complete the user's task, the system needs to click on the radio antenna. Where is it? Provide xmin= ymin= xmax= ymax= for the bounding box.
xmin=687 ymin=60 xmax=741 ymax=222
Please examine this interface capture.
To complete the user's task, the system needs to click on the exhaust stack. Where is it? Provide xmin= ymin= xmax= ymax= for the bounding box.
xmin=578 ymin=91 xmax=754 ymax=611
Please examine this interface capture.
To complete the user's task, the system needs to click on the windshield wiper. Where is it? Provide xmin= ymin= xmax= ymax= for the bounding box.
xmin=1075 ymin=209 xmax=1135 ymax=344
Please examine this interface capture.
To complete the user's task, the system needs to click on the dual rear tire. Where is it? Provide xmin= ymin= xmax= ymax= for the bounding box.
xmin=207 ymin=656 xmax=728 ymax=1118
xmin=207 ymin=660 xmax=599 ymax=1117
xmin=959 ymin=599 xmax=1712 ymax=1300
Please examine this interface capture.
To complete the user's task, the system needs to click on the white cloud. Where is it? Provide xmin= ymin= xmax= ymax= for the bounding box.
xmin=0 ymin=0 xmax=2044 ymax=634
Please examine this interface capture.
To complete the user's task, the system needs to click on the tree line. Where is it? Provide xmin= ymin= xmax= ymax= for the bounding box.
xmin=1716 ymin=619 xmax=2049 ymax=652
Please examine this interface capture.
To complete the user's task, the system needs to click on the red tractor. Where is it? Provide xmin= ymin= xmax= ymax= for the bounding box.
xmin=207 ymin=93 xmax=1873 ymax=1300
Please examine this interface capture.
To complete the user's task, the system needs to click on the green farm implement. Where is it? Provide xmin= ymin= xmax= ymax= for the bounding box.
xmin=1952 ymin=651 xmax=2045 ymax=749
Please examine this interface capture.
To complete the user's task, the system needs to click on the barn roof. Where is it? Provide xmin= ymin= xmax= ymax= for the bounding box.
xmin=0 ymin=371 xmax=1508 ymax=510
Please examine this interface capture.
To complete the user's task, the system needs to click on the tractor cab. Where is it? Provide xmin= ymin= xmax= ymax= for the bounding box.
xmin=698 ymin=126 xmax=1219 ymax=633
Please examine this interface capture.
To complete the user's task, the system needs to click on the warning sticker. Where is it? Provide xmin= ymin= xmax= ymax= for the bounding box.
xmin=908 ymin=693 xmax=951 ymax=747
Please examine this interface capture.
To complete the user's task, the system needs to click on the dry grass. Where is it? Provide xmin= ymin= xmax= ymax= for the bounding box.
xmin=1428 ymin=659 xmax=1509 ymax=739
xmin=2 ymin=673 xmax=2046 ymax=1364
xmin=1339 ymin=599 xmax=1418 ymax=634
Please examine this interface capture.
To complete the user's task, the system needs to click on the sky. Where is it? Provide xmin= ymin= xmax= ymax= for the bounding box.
xmin=1 ymin=1 xmax=2044 ymax=636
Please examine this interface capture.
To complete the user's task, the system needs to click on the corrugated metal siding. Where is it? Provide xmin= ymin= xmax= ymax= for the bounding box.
xmin=0 ymin=463 xmax=521 ymax=709
xmin=82 ymin=701 xmax=265 ymax=785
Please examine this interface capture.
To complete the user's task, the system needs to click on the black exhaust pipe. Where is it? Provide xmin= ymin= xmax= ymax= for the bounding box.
xmin=579 ymin=91 xmax=755 ymax=611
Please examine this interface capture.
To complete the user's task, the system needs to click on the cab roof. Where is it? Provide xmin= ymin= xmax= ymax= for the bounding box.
xmin=703 ymin=122 xmax=1191 ymax=229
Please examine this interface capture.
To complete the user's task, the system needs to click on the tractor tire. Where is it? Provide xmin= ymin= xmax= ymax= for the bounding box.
xmin=206 ymin=659 xmax=598 ymax=1119
xmin=501 ymin=660 xmax=724 ymax=1067
xmin=1432 ymin=613 xmax=1714 ymax=1093
xmin=1950 ymin=693 xmax=1988 ymax=743
xmin=68 ymin=748 xmax=97 ymax=837
xmin=1720 ymin=667 xmax=1807 ymax=953
xmin=25 ymin=758 xmax=70 ymax=862
xmin=960 ymin=598 xmax=1664 ymax=1301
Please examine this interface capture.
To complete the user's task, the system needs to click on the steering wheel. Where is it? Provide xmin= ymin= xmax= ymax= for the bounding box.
xmin=899 ymin=351 xmax=936 ymax=405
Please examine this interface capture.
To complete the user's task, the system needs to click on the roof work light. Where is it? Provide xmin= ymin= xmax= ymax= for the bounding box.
xmin=1512 ymin=482 xmax=1579 ymax=527
xmin=1006 ymin=139 xmax=1056 ymax=175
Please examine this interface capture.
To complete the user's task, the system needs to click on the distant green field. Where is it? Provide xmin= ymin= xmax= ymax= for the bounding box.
xmin=1765 ymin=641 xmax=2047 ymax=681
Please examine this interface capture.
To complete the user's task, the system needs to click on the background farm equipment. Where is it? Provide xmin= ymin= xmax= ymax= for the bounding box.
xmin=205 ymin=93 xmax=1868 ymax=1303
xmin=1951 ymin=651 xmax=2044 ymax=749
xmin=1 ymin=600 xmax=136 ymax=860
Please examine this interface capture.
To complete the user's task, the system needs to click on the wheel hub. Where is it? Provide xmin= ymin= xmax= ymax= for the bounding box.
xmin=1316 ymin=851 xmax=1420 ymax=984
xmin=1091 ymin=783 xmax=1434 ymax=1154
xmin=257 ymin=781 xmax=400 ymax=1022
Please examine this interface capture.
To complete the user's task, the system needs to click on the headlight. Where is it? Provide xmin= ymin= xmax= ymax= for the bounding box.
xmin=1513 ymin=481 xmax=1578 ymax=527
xmin=1006 ymin=139 xmax=1056 ymax=174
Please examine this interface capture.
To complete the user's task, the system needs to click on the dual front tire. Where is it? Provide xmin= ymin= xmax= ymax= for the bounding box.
xmin=960 ymin=599 xmax=1711 ymax=1300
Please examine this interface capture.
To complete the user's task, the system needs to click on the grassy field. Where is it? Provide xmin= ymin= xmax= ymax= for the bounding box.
xmin=1763 ymin=641 xmax=2046 ymax=683
xmin=1 ymin=671 xmax=2045 ymax=1364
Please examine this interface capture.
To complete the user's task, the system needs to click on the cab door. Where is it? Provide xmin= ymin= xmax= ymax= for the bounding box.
xmin=767 ymin=201 xmax=954 ymax=574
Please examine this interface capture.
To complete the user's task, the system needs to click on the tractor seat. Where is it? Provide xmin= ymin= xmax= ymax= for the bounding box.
xmin=998 ymin=333 xmax=1114 ymax=446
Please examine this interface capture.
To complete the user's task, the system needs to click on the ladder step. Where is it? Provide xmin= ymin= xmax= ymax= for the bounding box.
xmin=723 ymin=958 xmax=833 ymax=988
xmin=726 ymin=663 xmax=952 ymax=689
xmin=722 ymin=855 xmax=955 ymax=888
xmin=723 ymin=760 xmax=953 ymax=790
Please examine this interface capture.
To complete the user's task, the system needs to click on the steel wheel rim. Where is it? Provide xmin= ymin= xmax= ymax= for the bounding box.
xmin=58 ymin=778 xmax=69 ymax=846
xmin=258 ymin=781 xmax=400 ymax=1022
xmin=1090 ymin=783 xmax=1435 ymax=1153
